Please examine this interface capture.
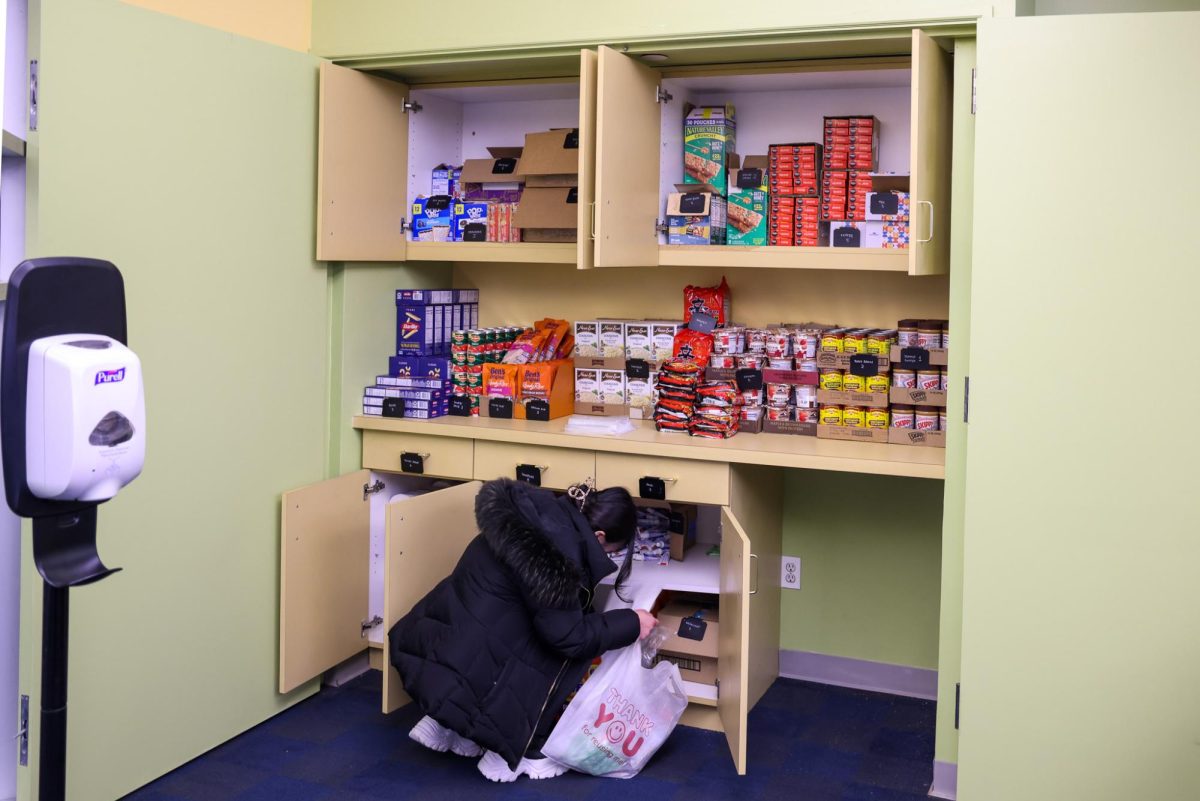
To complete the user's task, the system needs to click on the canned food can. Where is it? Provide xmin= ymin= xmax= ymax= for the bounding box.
xmin=737 ymin=354 xmax=764 ymax=370
xmin=866 ymin=330 xmax=895 ymax=355
xmin=843 ymin=330 xmax=866 ymax=354
xmin=794 ymin=384 xmax=818 ymax=408
xmin=917 ymin=370 xmax=941 ymax=391
xmin=820 ymin=329 xmax=845 ymax=353
xmin=468 ymin=329 xmax=485 ymax=346
xmin=939 ymin=370 xmax=949 ymax=392
xmin=746 ymin=329 xmax=768 ymax=354
xmin=891 ymin=404 xmax=915 ymax=428
xmin=466 ymin=372 xmax=483 ymax=389
xmin=767 ymin=405 xmax=794 ymax=422
xmin=794 ymin=407 xmax=820 ymax=423
xmin=819 ymin=405 xmax=844 ymax=426
xmin=792 ymin=330 xmax=819 ymax=359
xmin=797 ymin=358 xmax=818 ymax=373
xmin=452 ymin=351 xmax=468 ymax=366
xmin=819 ymin=369 xmax=843 ymax=391
xmin=915 ymin=406 xmax=939 ymax=431
xmin=766 ymin=383 xmax=793 ymax=405
xmin=768 ymin=358 xmax=794 ymax=370
xmin=709 ymin=354 xmax=736 ymax=369
xmin=452 ymin=329 xmax=467 ymax=346
xmin=842 ymin=371 xmax=866 ymax=393
xmin=843 ymin=406 xmax=866 ymax=428
xmin=892 ymin=370 xmax=917 ymax=388
xmin=764 ymin=331 xmax=791 ymax=358
xmin=939 ymin=409 xmax=947 ymax=431
xmin=865 ymin=373 xmax=890 ymax=394
xmin=866 ymin=408 xmax=890 ymax=428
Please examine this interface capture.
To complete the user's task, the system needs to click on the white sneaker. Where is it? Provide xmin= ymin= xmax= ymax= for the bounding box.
xmin=408 ymin=715 xmax=483 ymax=757
xmin=477 ymin=750 xmax=569 ymax=782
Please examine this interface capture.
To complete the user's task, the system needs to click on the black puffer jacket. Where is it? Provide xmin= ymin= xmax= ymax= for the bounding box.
xmin=388 ymin=479 xmax=641 ymax=768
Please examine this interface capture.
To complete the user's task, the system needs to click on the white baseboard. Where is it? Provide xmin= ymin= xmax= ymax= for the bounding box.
xmin=929 ymin=760 xmax=958 ymax=799
xmin=778 ymin=649 xmax=938 ymax=700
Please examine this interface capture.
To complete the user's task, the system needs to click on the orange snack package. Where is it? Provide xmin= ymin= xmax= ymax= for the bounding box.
xmin=520 ymin=362 xmax=560 ymax=399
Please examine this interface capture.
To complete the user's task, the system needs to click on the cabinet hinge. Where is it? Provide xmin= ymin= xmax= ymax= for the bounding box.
xmin=17 ymin=694 xmax=28 ymax=765
xmin=970 ymin=68 xmax=976 ymax=115
xmin=402 ymin=99 xmax=423 ymax=114
xmin=399 ymin=217 xmax=410 ymax=235
xmin=361 ymin=615 xmax=383 ymax=637
xmin=954 ymin=682 xmax=961 ymax=729
xmin=363 ymin=479 xmax=385 ymax=501
xmin=656 ymin=86 xmax=673 ymax=105
xmin=963 ymin=376 xmax=970 ymax=424
xmin=654 ymin=219 xmax=668 ymax=236
xmin=28 ymin=60 xmax=37 ymax=131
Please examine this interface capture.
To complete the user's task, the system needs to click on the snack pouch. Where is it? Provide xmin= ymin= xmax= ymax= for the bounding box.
xmin=521 ymin=362 xmax=559 ymax=399
xmin=672 ymin=330 xmax=715 ymax=365
xmin=683 ymin=277 xmax=731 ymax=327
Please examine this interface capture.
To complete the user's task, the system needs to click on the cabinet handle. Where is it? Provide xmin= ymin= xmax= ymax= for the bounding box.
xmin=749 ymin=553 xmax=759 ymax=595
xmin=917 ymin=200 xmax=934 ymax=243
xmin=411 ymin=452 xmax=430 ymax=459
xmin=516 ymin=463 xmax=549 ymax=471
xmin=642 ymin=476 xmax=677 ymax=483
xmin=590 ymin=202 xmax=597 ymax=241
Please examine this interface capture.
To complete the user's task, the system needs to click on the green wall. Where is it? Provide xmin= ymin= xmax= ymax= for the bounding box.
xmin=21 ymin=2 xmax=326 ymax=799
xmin=781 ymin=472 xmax=943 ymax=669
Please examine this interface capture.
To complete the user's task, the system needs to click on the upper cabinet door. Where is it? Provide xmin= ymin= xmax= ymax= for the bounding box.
xmin=718 ymin=507 xmax=751 ymax=776
xmin=279 ymin=470 xmax=370 ymax=694
xmin=592 ymin=46 xmax=661 ymax=268
xmin=576 ymin=49 xmax=599 ymax=270
xmin=382 ymin=481 xmax=483 ymax=713
xmin=959 ymin=13 xmax=1200 ymax=801
xmin=316 ymin=61 xmax=409 ymax=262
xmin=908 ymin=29 xmax=952 ymax=276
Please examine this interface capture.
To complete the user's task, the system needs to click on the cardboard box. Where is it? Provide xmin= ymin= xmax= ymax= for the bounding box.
xmin=890 ymin=387 xmax=947 ymax=407
xmin=816 ymin=389 xmax=889 ymax=408
xmin=396 ymin=303 xmax=446 ymax=355
xmin=574 ymin=355 xmax=627 ymax=371
xmin=654 ymin=598 xmax=720 ymax=686
xmin=762 ymin=368 xmax=820 ymax=386
xmin=573 ymin=401 xmax=630 ymax=417
xmin=460 ymin=147 xmax=523 ymax=202
xmin=730 ymin=154 xmax=768 ymax=194
xmin=574 ymin=321 xmax=599 ymax=357
xmin=394 ymin=289 xmax=478 ymax=304
xmin=477 ymin=358 xmax=574 ymax=420
xmin=666 ymin=184 xmax=727 ymax=245
xmin=668 ymin=505 xmax=697 ymax=561
xmin=411 ymin=195 xmax=454 ymax=242
xmin=651 ymin=322 xmax=682 ymax=363
xmin=817 ymin=424 xmax=889 ymax=443
xmin=815 ymin=352 xmax=890 ymax=371
xmin=515 ymin=129 xmax=579 ymax=187
xmin=762 ymin=420 xmax=817 ymax=436
xmin=512 ymin=186 xmax=577 ymax=242
xmin=684 ymin=104 xmax=736 ymax=196
xmin=890 ymin=345 xmax=949 ymax=367
xmin=829 ymin=220 xmax=909 ymax=249
xmin=888 ymin=428 xmax=947 ymax=448
xmin=865 ymin=190 xmax=911 ymax=221
xmin=451 ymin=200 xmax=489 ymax=242
xmin=627 ymin=373 xmax=656 ymax=418
xmin=727 ymin=163 xmax=768 ymax=247
xmin=624 ymin=322 xmax=654 ymax=361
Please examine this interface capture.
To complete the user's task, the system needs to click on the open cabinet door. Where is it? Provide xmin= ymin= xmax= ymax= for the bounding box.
xmin=576 ymin=49 xmax=599 ymax=270
xmin=382 ymin=481 xmax=483 ymax=713
xmin=718 ymin=507 xmax=751 ymax=776
xmin=959 ymin=14 xmax=1200 ymax=801
xmin=279 ymin=471 xmax=370 ymax=693
xmin=317 ymin=61 xmax=409 ymax=262
xmin=592 ymin=45 xmax=661 ymax=268
xmin=908 ymin=29 xmax=952 ymax=276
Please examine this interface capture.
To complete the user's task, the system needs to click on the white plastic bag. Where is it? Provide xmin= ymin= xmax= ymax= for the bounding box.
xmin=542 ymin=630 xmax=688 ymax=778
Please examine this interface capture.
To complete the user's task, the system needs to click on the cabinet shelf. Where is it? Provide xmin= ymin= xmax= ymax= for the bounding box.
xmin=353 ymin=415 xmax=944 ymax=479
xmin=406 ymin=240 xmax=576 ymax=264
xmin=600 ymin=543 xmax=720 ymax=596
xmin=658 ymin=245 xmax=910 ymax=272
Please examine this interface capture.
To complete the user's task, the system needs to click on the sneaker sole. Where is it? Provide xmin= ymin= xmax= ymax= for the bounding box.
xmin=408 ymin=719 xmax=452 ymax=753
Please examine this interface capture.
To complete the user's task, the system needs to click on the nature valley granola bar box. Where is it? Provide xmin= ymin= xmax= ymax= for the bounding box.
xmin=683 ymin=104 xmax=736 ymax=196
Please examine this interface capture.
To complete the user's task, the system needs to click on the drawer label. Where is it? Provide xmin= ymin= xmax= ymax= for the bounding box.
xmin=488 ymin=397 xmax=514 ymax=419
xmin=515 ymin=463 xmax=542 ymax=486
xmin=400 ymin=452 xmax=424 ymax=474
xmin=638 ymin=476 xmax=667 ymax=501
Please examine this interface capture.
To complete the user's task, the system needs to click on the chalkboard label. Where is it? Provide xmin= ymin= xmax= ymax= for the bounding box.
xmin=488 ymin=397 xmax=514 ymax=419
xmin=678 ymin=617 xmax=708 ymax=641
xmin=832 ymin=226 xmax=861 ymax=247
xmin=736 ymin=167 xmax=763 ymax=188
xmin=849 ymin=354 xmax=879 ymax=377
xmin=735 ymin=368 xmax=764 ymax=391
xmin=626 ymin=359 xmax=650 ymax=379
xmin=491 ymin=157 xmax=517 ymax=174
xmin=639 ymin=476 xmax=667 ymax=501
xmin=566 ymin=186 xmax=578 ymax=204
xmin=870 ymin=191 xmax=899 ymax=216
xmin=515 ymin=464 xmax=542 ymax=486
xmin=688 ymin=312 xmax=717 ymax=334
xmin=679 ymin=192 xmax=707 ymax=214
xmin=448 ymin=396 xmax=472 ymax=417
xmin=563 ymin=129 xmax=579 ymax=149
xmin=525 ymin=398 xmax=551 ymax=422
xmin=426 ymin=194 xmax=452 ymax=211
xmin=382 ymin=398 xmax=405 ymax=418
xmin=400 ymin=452 xmax=424 ymax=474
xmin=899 ymin=347 xmax=931 ymax=370
xmin=462 ymin=223 xmax=486 ymax=242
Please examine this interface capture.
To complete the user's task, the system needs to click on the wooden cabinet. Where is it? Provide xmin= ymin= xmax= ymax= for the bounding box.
xmin=472 ymin=441 xmax=595 ymax=490
xmin=362 ymin=430 xmax=474 ymax=479
xmin=595 ymin=452 xmax=731 ymax=507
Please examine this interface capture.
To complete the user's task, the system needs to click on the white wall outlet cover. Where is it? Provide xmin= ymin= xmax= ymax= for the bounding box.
xmin=781 ymin=555 xmax=801 ymax=590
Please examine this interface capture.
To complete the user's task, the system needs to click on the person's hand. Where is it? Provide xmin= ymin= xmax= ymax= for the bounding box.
xmin=635 ymin=609 xmax=658 ymax=640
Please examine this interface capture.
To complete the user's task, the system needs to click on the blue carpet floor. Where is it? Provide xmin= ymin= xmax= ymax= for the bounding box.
xmin=123 ymin=672 xmax=935 ymax=801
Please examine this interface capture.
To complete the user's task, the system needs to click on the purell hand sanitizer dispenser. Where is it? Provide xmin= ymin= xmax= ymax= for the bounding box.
xmin=1 ymin=257 xmax=145 ymax=801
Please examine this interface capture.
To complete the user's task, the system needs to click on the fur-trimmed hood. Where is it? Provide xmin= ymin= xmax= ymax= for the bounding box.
xmin=475 ymin=479 xmax=617 ymax=610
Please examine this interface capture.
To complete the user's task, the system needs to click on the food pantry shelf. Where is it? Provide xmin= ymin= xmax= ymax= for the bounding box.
xmin=658 ymin=245 xmax=910 ymax=271
xmin=406 ymin=241 xmax=576 ymax=264
xmin=599 ymin=543 xmax=721 ymax=595
xmin=353 ymin=415 xmax=945 ymax=480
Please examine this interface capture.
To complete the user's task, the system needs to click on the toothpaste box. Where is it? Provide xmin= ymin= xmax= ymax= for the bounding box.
xmin=651 ymin=322 xmax=682 ymax=363
xmin=574 ymin=368 xmax=600 ymax=403
xmin=683 ymin=104 xmax=736 ymax=196
xmin=574 ymin=321 xmax=599 ymax=357
xmin=411 ymin=196 xmax=454 ymax=242
xmin=452 ymin=201 xmax=489 ymax=242
xmin=624 ymin=322 xmax=654 ymax=361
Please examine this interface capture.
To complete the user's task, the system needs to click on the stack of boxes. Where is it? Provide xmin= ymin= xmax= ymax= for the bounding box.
xmin=574 ymin=319 xmax=682 ymax=417
xmin=821 ymin=116 xmax=878 ymax=225
xmin=668 ymin=105 xmax=736 ymax=246
xmin=513 ymin=129 xmax=582 ymax=243
xmin=767 ymin=143 xmax=823 ymax=247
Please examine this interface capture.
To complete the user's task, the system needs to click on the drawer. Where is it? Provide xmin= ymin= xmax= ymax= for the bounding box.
xmin=595 ymin=453 xmax=730 ymax=507
xmin=362 ymin=431 xmax=474 ymax=479
xmin=473 ymin=441 xmax=595 ymax=491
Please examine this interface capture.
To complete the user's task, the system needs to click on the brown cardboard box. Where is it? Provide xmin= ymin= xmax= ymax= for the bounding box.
xmin=762 ymin=420 xmax=817 ymax=436
xmin=889 ymin=387 xmax=947 ymax=407
xmin=816 ymin=389 xmax=889 ymax=408
xmin=574 ymin=355 xmax=626 ymax=371
xmin=817 ymin=424 xmax=889 ymax=443
xmin=668 ymin=505 xmax=697 ymax=561
xmin=515 ymin=129 xmax=579 ymax=187
xmin=816 ymin=352 xmax=890 ymax=371
xmin=654 ymin=599 xmax=719 ymax=686
xmin=573 ymin=401 xmax=629 ymax=417
xmin=888 ymin=428 xmax=946 ymax=448
xmin=460 ymin=147 xmax=524 ymax=199
xmin=889 ymin=345 xmax=948 ymax=367
xmin=513 ymin=187 xmax=578 ymax=242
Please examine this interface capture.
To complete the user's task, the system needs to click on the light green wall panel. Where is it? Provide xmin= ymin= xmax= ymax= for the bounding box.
xmin=959 ymin=13 xmax=1200 ymax=801
xmin=21 ymin=1 xmax=325 ymax=799
xmin=1036 ymin=0 xmax=1200 ymax=13
xmin=781 ymin=472 xmax=943 ymax=669
xmin=311 ymin=0 xmax=1011 ymax=60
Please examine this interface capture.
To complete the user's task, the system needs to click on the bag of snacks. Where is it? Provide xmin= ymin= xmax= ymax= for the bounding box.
xmin=672 ymin=330 xmax=715 ymax=365
xmin=521 ymin=362 xmax=559 ymax=399
xmin=683 ymin=277 xmax=731 ymax=327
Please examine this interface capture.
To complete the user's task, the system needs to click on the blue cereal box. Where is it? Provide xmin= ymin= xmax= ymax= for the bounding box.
xmin=452 ymin=201 xmax=489 ymax=242
xmin=411 ymin=196 xmax=453 ymax=242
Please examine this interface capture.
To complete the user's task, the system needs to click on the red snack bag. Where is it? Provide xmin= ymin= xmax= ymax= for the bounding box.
xmin=672 ymin=329 xmax=715 ymax=365
xmin=683 ymin=277 xmax=731 ymax=327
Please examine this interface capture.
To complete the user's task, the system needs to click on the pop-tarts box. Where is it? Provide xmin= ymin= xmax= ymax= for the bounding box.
xmin=452 ymin=201 xmax=489 ymax=242
xmin=432 ymin=164 xmax=462 ymax=197
xmin=411 ymin=196 xmax=453 ymax=242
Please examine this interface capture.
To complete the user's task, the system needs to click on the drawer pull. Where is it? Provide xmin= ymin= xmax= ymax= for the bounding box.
xmin=516 ymin=464 xmax=550 ymax=471
xmin=749 ymin=553 xmax=759 ymax=596
xmin=400 ymin=451 xmax=430 ymax=474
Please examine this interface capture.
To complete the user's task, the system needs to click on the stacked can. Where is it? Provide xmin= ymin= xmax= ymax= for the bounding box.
xmin=891 ymin=317 xmax=950 ymax=434
xmin=818 ymin=326 xmax=896 ymax=428
xmin=451 ymin=327 xmax=522 ymax=414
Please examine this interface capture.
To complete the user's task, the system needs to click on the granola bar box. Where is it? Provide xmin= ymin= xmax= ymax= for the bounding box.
xmin=683 ymin=104 xmax=736 ymax=196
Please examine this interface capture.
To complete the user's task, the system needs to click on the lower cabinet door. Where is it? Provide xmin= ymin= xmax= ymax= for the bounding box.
xmin=382 ymin=480 xmax=484 ymax=713
xmin=718 ymin=506 xmax=751 ymax=775
xmin=279 ymin=470 xmax=372 ymax=694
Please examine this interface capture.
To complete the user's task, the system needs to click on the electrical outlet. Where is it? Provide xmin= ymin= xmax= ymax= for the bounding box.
xmin=781 ymin=556 xmax=801 ymax=590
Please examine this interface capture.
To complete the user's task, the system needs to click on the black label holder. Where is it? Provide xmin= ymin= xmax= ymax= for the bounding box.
xmin=638 ymin=475 xmax=676 ymax=501
xmin=525 ymin=398 xmax=551 ymax=422
xmin=515 ymin=463 xmax=548 ymax=486
xmin=848 ymin=353 xmax=880 ymax=377
xmin=400 ymin=451 xmax=428 ymax=474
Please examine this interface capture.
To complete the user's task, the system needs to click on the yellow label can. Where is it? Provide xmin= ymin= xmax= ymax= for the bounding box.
xmin=866 ymin=408 xmax=890 ymax=428
xmin=820 ymin=405 xmax=843 ymax=426
xmin=819 ymin=370 xmax=843 ymax=391
xmin=865 ymin=373 xmax=890 ymax=394
xmin=842 ymin=406 xmax=866 ymax=428
xmin=841 ymin=371 xmax=866 ymax=392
